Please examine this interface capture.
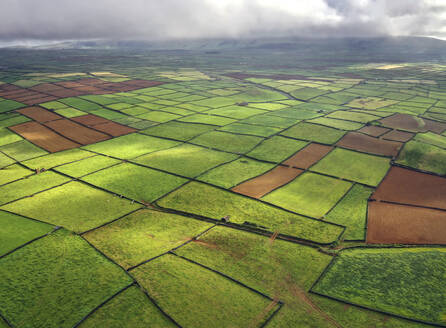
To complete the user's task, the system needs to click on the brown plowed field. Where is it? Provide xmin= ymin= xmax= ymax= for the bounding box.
xmin=17 ymin=107 xmax=62 ymax=123
xmin=358 ymin=125 xmax=390 ymax=137
xmin=232 ymin=166 xmax=303 ymax=198
xmin=22 ymin=96 xmax=58 ymax=105
xmin=381 ymin=130 xmax=414 ymax=142
xmin=45 ymin=89 xmax=84 ymax=98
xmin=91 ymin=122 xmax=136 ymax=137
xmin=30 ymin=83 xmax=64 ymax=92
xmin=44 ymin=119 xmax=110 ymax=145
xmin=371 ymin=166 xmax=446 ymax=210
xmin=283 ymin=143 xmax=333 ymax=169
xmin=72 ymin=114 xmax=110 ymax=126
xmin=9 ymin=121 xmax=80 ymax=152
xmin=379 ymin=113 xmax=446 ymax=134
xmin=367 ymin=201 xmax=446 ymax=244
xmin=336 ymin=132 xmax=402 ymax=157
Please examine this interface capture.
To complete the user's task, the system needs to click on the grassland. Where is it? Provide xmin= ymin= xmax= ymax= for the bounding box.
xmin=1 ymin=53 xmax=445 ymax=328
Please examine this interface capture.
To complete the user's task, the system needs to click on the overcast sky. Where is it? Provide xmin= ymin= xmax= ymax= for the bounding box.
xmin=1 ymin=0 xmax=446 ymax=42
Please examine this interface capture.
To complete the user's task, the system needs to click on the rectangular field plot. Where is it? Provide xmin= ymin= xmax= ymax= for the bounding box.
xmin=21 ymin=148 xmax=95 ymax=170
xmin=54 ymin=155 xmax=121 ymax=178
xmin=218 ymin=123 xmax=280 ymax=137
xmin=247 ymin=136 xmax=308 ymax=163
xmin=281 ymin=122 xmax=346 ymax=145
xmin=157 ymin=181 xmax=344 ymax=244
xmin=197 ymin=157 xmax=275 ymax=189
xmin=1 ymin=181 xmax=142 ymax=233
xmin=83 ymin=133 xmax=181 ymax=159
xmin=396 ymin=140 xmax=446 ymax=175
xmin=311 ymin=247 xmax=446 ymax=326
xmin=131 ymin=254 xmax=278 ymax=328
xmin=0 ymin=152 xmax=15 ymax=168
xmin=44 ymin=119 xmax=110 ymax=145
xmin=84 ymin=209 xmax=213 ymax=269
xmin=336 ymin=132 xmax=402 ymax=157
xmin=141 ymin=121 xmax=215 ymax=141
xmin=367 ymin=201 xmax=446 ymax=244
xmin=82 ymin=162 xmax=187 ymax=203
xmin=0 ymin=210 xmax=53 ymax=256
xmin=326 ymin=111 xmax=380 ymax=123
xmin=307 ymin=117 xmax=364 ymax=131
xmin=190 ymin=131 xmax=263 ymax=154
xmin=0 ymin=126 xmax=23 ymax=146
xmin=414 ymin=131 xmax=446 ymax=149
xmin=0 ymin=171 xmax=69 ymax=205
xmin=241 ymin=113 xmax=300 ymax=128
xmin=77 ymin=286 xmax=175 ymax=328
xmin=325 ymin=184 xmax=373 ymax=240
xmin=178 ymin=113 xmax=236 ymax=126
xmin=262 ymin=172 xmax=352 ymax=218
xmin=379 ymin=113 xmax=446 ymax=134
xmin=371 ymin=166 xmax=446 ymax=210
xmin=0 ymin=139 xmax=48 ymax=161
xmin=382 ymin=129 xmax=414 ymax=142
xmin=232 ymin=165 xmax=303 ymax=198
xmin=133 ymin=143 xmax=237 ymax=178
xmin=311 ymin=148 xmax=390 ymax=186
xmin=0 ymin=164 xmax=32 ymax=185
xmin=358 ymin=125 xmax=391 ymax=137
xmin=10 ymin=121 xmax=80 ymax=152
xmin=17 ymin=106 xmax=62 ymax=122
xmin=283 ymin=143 xmax=333 ymax=169
xmin=0 ymin=229 xmax=133 ymax=328
xmin=206 ymin=105 xmax=266 ymax=119
xmin=175 ymin=226 xmax=334 ymax=326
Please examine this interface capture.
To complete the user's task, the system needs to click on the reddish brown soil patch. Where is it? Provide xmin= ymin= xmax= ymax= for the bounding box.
xmin=371 ymin=166 xmax=446 ymax=210
xmin=0 ymin=89 xmax=33 ymax=98
xmin=21 ymin=96 xmax=58 ymax=106
xmin=358 ymin=125 xmax=390 ymax=137
xmin=70 ymin=86 xmax=105 ymax=93
xmin=13 ymin=93 xmax=49 ymax=102
xmin=336 ymin=132 xmax=402 ymax=157
xmin=91 ymin=122 xmax=137 ymax=137
xmin=74 ymin=78 xmax=105 ymax=86
xmin=283 ymin=143 xmax=333 ymax=169
xmin=17 ymin=107 xmax=62 ymax=123
xmin=0 ymin=84 xmax=21 ymax=92
xmin=72 ymin=114 xmax=110 ymax=126
xmin=44 ymin=119 xmax=110 ymax=145
xmin=381 ymin=130 xmax=414 ymax=142
xmin=367 ymin=202 xmax=446 ymax=244
xmin=232 ymin=166 xmax=303 ymax=198
xmin=30 ymin=83 xmax=64 ymax=93
xmin=45 ymin=89 xmax=84 ymax=98
xmin=54 ymin=81 xmax=87 ymax=88
xmin=10 ymin=121 xmax=80 ymax=152
xmin=379 ymin=113 xmax=446 ymax=134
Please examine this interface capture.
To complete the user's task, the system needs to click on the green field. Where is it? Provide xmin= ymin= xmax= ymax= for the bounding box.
xmin=1 ymin=47 xmax=445 ymax=328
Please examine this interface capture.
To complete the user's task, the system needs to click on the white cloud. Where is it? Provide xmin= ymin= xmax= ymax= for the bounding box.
xmin=0 ymin=0 xmax=444 ymax=40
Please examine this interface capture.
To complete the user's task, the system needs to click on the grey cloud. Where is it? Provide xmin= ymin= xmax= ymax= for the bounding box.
xmin=0 ymin=0 xmax=445 ymax=41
